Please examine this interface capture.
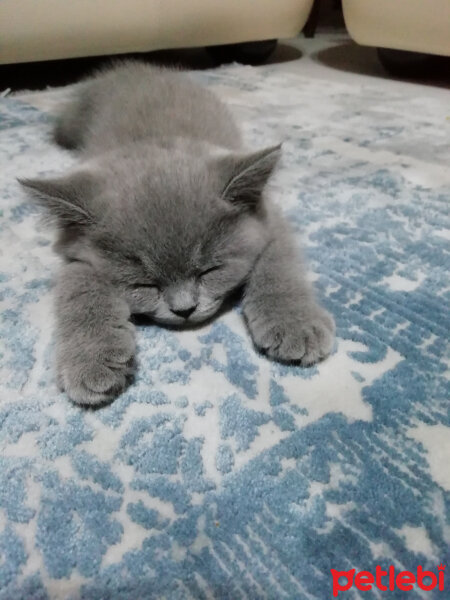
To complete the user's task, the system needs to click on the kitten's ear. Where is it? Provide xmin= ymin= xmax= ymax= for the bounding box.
xmin=219 ymin=144 xmax=281 ymax=210
xmin=18 ymin=170 xmax=97 ymax=228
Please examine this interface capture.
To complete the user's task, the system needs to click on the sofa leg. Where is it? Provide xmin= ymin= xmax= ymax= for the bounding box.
xmin=303 ymin=0 xmax=321 ymax=38
xmin=377 ymin=47 xmax=437 ymax=78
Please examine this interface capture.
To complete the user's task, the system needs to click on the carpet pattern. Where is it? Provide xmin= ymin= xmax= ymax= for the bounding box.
xmin=1 ymin=61 xmax=449 ymax=599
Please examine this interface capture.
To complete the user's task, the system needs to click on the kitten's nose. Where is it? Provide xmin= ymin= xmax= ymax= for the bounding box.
xmin=167 ymin=281 xmax=198 ymax=319
xmin=170 ymin=306 xmax=196 ymax=319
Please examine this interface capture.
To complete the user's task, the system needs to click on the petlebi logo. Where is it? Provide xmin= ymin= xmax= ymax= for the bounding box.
xmin=330 ymin=564 xmax=446 ymax=597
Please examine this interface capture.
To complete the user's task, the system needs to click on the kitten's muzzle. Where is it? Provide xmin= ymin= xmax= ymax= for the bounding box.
xmin=166 ymin=281 xmax=198 ymax=320
xmin=170 ymin=305 xmax=197 ymax=319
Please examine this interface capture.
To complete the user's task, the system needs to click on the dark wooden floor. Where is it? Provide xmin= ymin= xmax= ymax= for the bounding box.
xmin=0 ymin=42 xmax=308 ymax=92
xmin=1 ymin=38 xmax=447 ymax=93
xmin=0 ymin=48 xmax=210 ymax=92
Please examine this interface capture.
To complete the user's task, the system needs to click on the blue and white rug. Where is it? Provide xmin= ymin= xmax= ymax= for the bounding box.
xmin=1 ymin=56 xmax=449 ymax=599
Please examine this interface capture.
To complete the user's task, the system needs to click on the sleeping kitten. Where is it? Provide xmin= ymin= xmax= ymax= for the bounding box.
xmin=21 ymin=61 xmax=335 ymax=405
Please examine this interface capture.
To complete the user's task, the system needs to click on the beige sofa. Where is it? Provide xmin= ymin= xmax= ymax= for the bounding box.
xmin=0 ymin=0 xmax=313 ymax=65
xmin=342 ymin=0 xmax=450 ymax=57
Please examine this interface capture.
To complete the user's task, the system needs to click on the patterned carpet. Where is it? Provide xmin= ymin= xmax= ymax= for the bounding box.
xmin=1 ymin=48 xmax=449 ymax=599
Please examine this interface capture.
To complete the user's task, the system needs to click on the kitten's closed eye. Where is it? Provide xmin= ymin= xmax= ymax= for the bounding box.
xmin=127 ymin=282 xmax=160 ymax=314
xmin=130 ymin=283 xmax=160 ymax=300
xmin=130 ymin=283 xmax=160 ymax=290
xmin=199 ymin=265 xmax=222 ymax=278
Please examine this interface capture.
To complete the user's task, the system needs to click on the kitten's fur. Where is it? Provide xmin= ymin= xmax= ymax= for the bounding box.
xmin=21 ymin=61 xmax=335 ymax=405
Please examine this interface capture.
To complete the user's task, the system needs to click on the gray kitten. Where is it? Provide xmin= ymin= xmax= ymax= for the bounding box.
xmin=21 ymin=61 xmax=335 ymax=405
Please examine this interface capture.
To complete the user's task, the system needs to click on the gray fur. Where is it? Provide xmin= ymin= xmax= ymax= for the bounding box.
xmin=21 ymin=61 xmax=335 ymax=405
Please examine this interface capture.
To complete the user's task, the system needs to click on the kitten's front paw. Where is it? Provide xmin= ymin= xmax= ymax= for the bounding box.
xmin=248 ymin=306 xmax=335 ymax=365
xmin=57 ymin=322 xmax=136 ymax=405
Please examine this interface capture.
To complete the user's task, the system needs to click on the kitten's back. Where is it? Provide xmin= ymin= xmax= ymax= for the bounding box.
xmin=55 ymin=61 xmax=242 ymax=153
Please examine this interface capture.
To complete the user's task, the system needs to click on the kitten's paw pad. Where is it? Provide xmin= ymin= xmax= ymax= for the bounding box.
xmin=252 ymin=307 xmax=335 ymax=365
xmin=58 ymin=325 xmax=136 ymax=405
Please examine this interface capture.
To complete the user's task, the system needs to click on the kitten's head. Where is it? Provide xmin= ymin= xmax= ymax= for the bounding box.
xmin=20 ymin=143 xmax=280 ymax=325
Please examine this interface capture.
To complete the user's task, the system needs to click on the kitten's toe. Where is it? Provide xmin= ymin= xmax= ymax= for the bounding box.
xmin=251 ymin=306 xmax=335 ymax=365
xmin=59 ymin=363 xmax=129 ymax=405
xmin=83 ymin=364 xmax=126 ymax=394
xmin=58 ymin=327 xmax=136 ymax=405
xmin=295 ymin=310 xmax=335 ymax=366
